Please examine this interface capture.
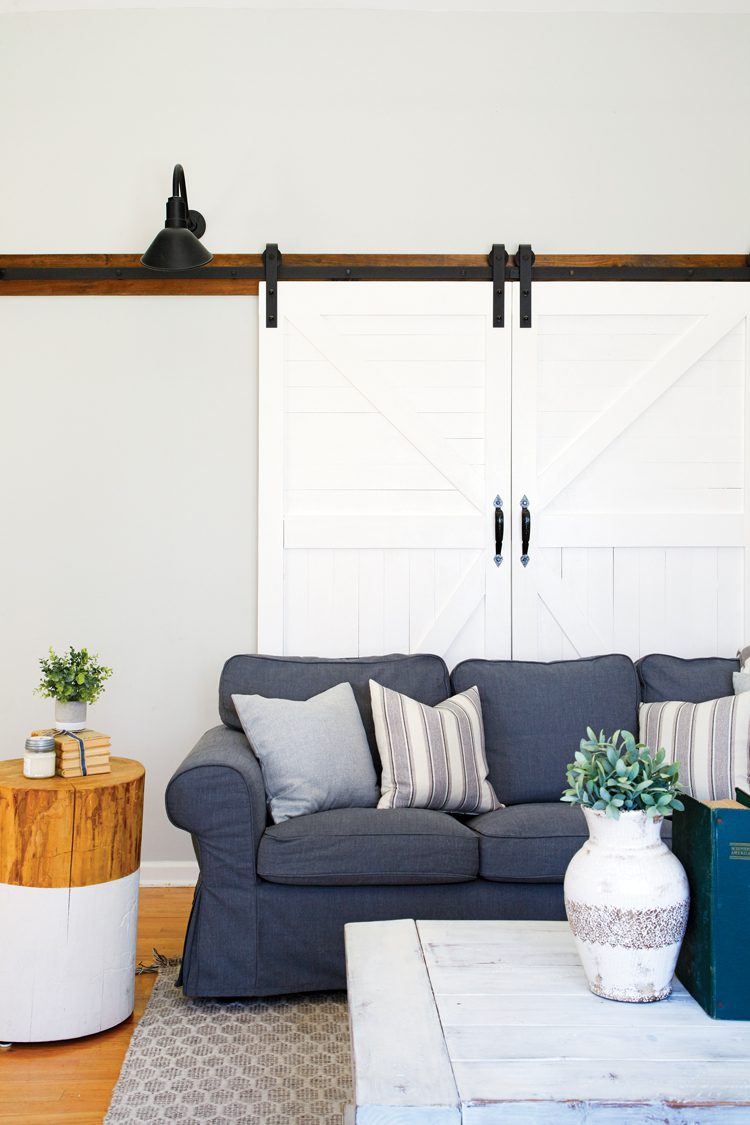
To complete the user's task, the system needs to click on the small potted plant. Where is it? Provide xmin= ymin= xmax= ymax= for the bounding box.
xmin=36 ymin=646 xmax=112 ymax=731
xmin=561 ymin=728 xmax=689 ymax=1003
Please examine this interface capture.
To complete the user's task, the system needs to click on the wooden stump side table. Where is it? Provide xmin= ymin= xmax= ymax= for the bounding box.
xmin=0 ymin=756 xmax=145 ymax=1042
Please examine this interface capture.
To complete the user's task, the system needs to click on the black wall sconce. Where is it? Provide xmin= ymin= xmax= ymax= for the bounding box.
xmin=141 ymin=164 xmax=213 ymax=271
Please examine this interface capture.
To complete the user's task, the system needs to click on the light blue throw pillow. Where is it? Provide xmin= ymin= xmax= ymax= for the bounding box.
xmin=232 ymin=682 xmax=379 ymax=822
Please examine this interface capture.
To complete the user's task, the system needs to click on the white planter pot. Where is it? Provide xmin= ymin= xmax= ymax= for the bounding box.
xmin=54 ymin=700 xmax=87 ymax=732
xmin=564 ymin=808 xmax=689 ymax=1003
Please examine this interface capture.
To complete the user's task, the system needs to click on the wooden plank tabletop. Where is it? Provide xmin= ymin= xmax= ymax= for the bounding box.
xmin=345 ymin=919 xmax=750 ymax=1124
xmin=345 ymin=918 xmax=460 ymax=1123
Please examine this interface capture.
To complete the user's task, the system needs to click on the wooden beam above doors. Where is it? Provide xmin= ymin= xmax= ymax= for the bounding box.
xmin=1 ymin=251 xmax=750 ymax=296
xmin=0 ymin=254 xmax=264 ymax=295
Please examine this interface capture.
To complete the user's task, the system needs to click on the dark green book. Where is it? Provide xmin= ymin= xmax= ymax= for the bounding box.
xmin=672 ymin=791 xmax=750 ymax=1020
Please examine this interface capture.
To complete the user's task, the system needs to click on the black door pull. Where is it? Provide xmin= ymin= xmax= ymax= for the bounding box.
xmin=493 ymin=496 xmax=504 ymax=566
xmin=520 ymin=496 xmax=531 ymax=567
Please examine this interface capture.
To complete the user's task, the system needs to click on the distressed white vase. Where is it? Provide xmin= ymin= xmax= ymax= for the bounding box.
xmin=564 ymin=808 xmax=689 ymax=1003
xmin=54 ymin=700 xmax=87 ymax=731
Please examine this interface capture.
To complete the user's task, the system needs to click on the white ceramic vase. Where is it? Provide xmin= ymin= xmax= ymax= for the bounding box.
xmin=564 ymin=807 xmax=689 ymax=1003
xmin=54 ymin=700 xmax=87 ymax=731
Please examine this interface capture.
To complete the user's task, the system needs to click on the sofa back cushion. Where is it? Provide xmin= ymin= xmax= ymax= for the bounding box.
xmin=219 ymin=653 xmax=450 ymax=765
xmin=450 ymin=655 xmax=640 ymax=804
xmin=637 ymin=653 xmax=738 ymax=703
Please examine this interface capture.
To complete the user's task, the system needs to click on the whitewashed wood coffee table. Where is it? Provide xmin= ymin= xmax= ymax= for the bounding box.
xmin=344 ymin=919 xmax=750 ymax=1123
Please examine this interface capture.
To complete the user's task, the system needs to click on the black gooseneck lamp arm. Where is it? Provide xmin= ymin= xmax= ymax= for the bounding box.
xmin=167 ymin=164 xmax=206 ymax=239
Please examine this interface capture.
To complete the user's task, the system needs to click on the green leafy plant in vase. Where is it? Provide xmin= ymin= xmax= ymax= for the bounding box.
xmin=562 ymin=727 xmax=685 ymax=819
xmin=36 ymin=645 xmax=112 ymax=731
xmin=561 ymin=728 xmax=689 ymax=1004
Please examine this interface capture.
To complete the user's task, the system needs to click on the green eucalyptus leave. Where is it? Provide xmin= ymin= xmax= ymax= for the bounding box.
xmin=561 ymin=729 xmax=684 ymax=820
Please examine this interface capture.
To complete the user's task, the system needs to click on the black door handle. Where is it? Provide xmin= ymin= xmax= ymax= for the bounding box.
xmin=520 ymin=496 xmax=531 ymax=567
xmin=493 ymin=496 xmax=504 ymax=566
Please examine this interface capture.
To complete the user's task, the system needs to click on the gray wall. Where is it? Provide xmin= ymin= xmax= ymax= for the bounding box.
xmin=2 ymin=4 xmax=749 ymax=873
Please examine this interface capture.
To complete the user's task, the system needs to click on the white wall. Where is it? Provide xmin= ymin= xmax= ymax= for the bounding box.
xmin=0 ymin=298 xmax=256 ymax=876
xmin=3 ymin=6 xmax=750 ymax=253
xmin=2 ymin=4 xmax=750 ymax=873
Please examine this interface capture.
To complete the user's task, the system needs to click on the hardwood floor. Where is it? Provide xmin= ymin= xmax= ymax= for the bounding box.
xmin=0 ymin=886 xmax=194 ymax=1125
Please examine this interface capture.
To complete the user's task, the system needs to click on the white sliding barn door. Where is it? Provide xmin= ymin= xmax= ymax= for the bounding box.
xmin=511 ymin=283 xmax=750 ymax=661
xmin=258 ymin=282 xmax=511 ymax=664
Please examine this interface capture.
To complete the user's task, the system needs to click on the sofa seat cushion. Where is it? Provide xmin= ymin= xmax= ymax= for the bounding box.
xmin=471 ymin=803 xmax=673 ymax=883
xmin=470 ymin=803 xmax=588 ymax=883
xmin=257 ymin=807 xmax=478 ymax=886
xmin=451 ymin=655 xmax=640 ymax=804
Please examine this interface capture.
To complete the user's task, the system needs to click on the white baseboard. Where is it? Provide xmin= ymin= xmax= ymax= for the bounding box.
xmin=140 ymin=860 xmax=199 ymax=887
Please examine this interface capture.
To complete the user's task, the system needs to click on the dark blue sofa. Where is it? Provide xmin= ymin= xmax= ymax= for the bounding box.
xmin=165 ymin=651 xmax=737 ymax=998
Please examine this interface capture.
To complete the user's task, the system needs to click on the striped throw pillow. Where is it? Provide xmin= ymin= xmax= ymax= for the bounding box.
xmin=639 ymin=696 xmax=750 ymax=802
xmin=369 ymin=680 xmax=502 ymax=814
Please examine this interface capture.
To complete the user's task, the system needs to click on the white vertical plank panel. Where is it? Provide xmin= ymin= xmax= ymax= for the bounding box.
xmin=638 ymin=549 xmax=667 ymax=657
xmin=332 ymin=550 xmax=360 ymax=656
xmin=561 ymin=547 xmax=589 ymax=658
xmin=587 ymin=549 xmax=615 ymax=653
xmin=283 ymin=550 xmax=310 ymax=656
xmin=358 ymin=551 xmax=386 ymax=656
xmin=300 ymin=549 xmax=360 ymax=657
xmin=536 ymin=549 xmax=565 ymax=660
xmin=383 ymin=551 xmax=411 ymax=654
xmin=409 ymin=551 xmax=436 ymax=653
xmin=685 ymin=551 xmax=719 ymax=656
xmin=664 ymin=550 xmax=719 ymax=657
xmin=305 ymin=549 xmax=336 ymax=655
xmin=613 ymin=550 xmax=641 ymax=657
xmin=717 ymin=550 xmax=744 ymax=656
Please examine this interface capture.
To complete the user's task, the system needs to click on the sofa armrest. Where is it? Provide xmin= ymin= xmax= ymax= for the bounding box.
xmin=165 ymin=725 xmax=268 ymax=996
xmin=166 ymin=724 xmax=267 ymax=863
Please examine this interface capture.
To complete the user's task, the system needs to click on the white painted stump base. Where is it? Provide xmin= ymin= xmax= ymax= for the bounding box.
xmin=0 ymin=870 xmax=139 ymax=1042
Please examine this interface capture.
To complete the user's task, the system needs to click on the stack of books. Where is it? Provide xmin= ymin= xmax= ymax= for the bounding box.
xmin=30 ymin=729 xmax=112 ymax=777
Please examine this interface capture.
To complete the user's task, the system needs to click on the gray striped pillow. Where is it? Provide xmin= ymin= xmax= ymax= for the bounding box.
xmin=369 ymin=680 xmax=503 ymax=814
xmin=639 ymin=696 xmax=750 ymax=802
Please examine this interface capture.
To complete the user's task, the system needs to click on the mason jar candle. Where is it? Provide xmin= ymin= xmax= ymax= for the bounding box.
xmin=23 ymin=735 xmax=56 ymax=778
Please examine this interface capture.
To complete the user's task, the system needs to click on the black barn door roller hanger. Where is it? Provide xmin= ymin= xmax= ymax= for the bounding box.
xmin=261 ymin=241 xmax=533 ymax=329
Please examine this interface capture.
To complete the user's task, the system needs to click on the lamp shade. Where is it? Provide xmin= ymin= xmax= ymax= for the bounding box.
xmin=141 ymin=164 xmax=213 ymax=271
xmin=141 ymin=227 xmax=213 ymax=271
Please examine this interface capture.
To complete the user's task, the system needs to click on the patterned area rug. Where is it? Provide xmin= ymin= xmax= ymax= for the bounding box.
xmin=105 ymin=958 xmax=352 ymax=1124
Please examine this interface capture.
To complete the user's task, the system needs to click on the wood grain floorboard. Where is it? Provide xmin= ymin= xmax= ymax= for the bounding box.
xmin=0 ymin=886 xmax=194 ymax=1124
